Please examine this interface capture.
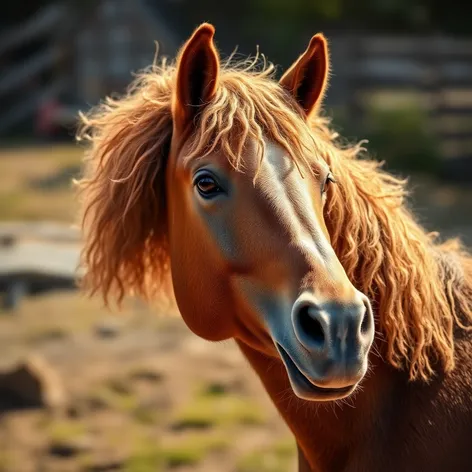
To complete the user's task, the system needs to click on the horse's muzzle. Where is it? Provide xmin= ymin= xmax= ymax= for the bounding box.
xmin=277 ymin=292 xmax=374 ymax=401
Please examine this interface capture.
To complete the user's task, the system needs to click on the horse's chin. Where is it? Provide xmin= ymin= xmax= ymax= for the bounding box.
xmin=290 ymin=371 xmax=358 ymax=402
xmin=277 ymin=343 xmax=362 ymax=402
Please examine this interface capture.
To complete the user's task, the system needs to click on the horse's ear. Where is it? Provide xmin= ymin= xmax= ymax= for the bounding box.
xmin=173 ymin=23 xmax=220 ymax=131
xmin=279 ymin=33 xmax=329 ymax=118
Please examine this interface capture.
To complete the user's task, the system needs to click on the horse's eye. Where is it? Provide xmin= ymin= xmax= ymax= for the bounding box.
xmin=322 ymin=172 xmax=336 ymax=195
xmin=195 ymin=174 xmax=223 ymax=198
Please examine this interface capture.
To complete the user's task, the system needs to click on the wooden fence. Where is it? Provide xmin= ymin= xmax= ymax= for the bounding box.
xmin=0 ymin=223 xmax=81 ymax=311
xmin=0 ymin=3 xmax=68 ymax=135
xmin=326 ymin=34 xmax=472 ymax=176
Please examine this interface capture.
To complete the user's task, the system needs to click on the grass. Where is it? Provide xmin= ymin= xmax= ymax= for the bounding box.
xmin=124 ymin=434 xmax=229 ymax=472
xmin=172 ymin=388 xmax=267 ymax=430
xmin=0 ymin=142 xmax=294 ymax=472
xmin=124 ymin=444 xmax=164 ymax=472
xmin=0 ymin=291 xmax=150 ymax=352
xmin=0 ymin=450 xmax=13 ymax=472
xmin=272 ymin=438 xmax=296 ymax=458
xmin=133 ymin=407 xmax=162 ymax=426
xmin=160 ymin=435 xmax=229 ymax=467
xmin=107 ymin=377 xmax=134 ymax=395
xmin=89 ymin=385 xmax=140 ymax=414
xmin=236 ymin=438 xmax=296 ymax=472
xmin=47 ymin=420 xmax=87 ymax=443
xmin=0 ymin=144 xmax=82 ymax=222
xmin=198 ymin=380 xmax=232 ymax=397
xmin=127 ymin=366 xmax=164 ymax=383
xmin=23 ymin=325 xmax=69 ymax=344
xmin=87 ymin=377 xmax=166 ymax=427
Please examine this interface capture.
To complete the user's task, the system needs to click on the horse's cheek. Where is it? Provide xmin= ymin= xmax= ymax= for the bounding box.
xmin=171 ymin=259 xmax=235 ymax=341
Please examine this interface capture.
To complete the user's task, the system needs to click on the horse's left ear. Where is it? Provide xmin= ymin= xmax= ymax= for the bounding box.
xmin=279 ymin=33 xmax=329 ymax=118
xmin=173 ymin=23 xmax=220 ymax=131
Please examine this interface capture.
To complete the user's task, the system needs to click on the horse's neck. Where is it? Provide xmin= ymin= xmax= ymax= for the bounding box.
xmin=236 ymin=339 xmax=397 ymax=471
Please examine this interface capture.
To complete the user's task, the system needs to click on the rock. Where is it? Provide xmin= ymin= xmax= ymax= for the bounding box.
xmin=94 ymin=318 xmax=122 ymax=339
xmin=66 ymin=404 xmax=81 ymax=418
xmin=0 ymin=234 xmax=16 ymax=247
xmin=49 ymin=435 xmax=93 ymax=457
xmin=84 ymin=394 xmax=109 ymax=412
xmin=0 ymin=355 xmax=66 ymax=411
xmin=203 ymin=376 xmax=246 ymax=396
xmin=129 ymin=368 xmax=164 ymax=383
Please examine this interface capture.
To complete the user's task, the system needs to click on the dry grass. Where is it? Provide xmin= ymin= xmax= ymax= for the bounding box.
xmin=0 ymin=292 xmax=131 ymax=346
xmin=236 ymin=437 xmax=296 ymax=472
xmin=172 ymin=384 xmax=267 ymax=430
xmin=0 ymin=144 xmax=82 ymax=222
xmin=125 ymin=433 xmax=230 ymax=470
xmin=1 ymin=143 xmax=468 ymax=471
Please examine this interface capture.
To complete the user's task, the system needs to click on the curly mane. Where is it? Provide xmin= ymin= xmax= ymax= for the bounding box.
xmin=311 ymin=117 xmax=472 ymax=380
xmin=76 ymin=54 xmax=472 ymax=382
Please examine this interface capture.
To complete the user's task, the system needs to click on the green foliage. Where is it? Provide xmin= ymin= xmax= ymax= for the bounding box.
xmin=133 ymin=407 xmax=162 ymax=426
xmin=172 ymin=390 xmax=267 ymax=430
xmin=328 ymin=103 xmax=441 ymax=176
xmin=174 ymin=0 xmax=472 ymax=37
xmin=236 ymin=438 xmax=296 ymax=472
xmin=89 ymin=384 xmax=139 ymax=413
xmin=47 ymin=420 xmax=87 ymax=444
xmin=159 ymin=435 xmax=229 ymax=467
xmin=124 ymin=441 xmax=163 ymax=472
xmin=363 ymin=105 xmax=441 ymax=175
xmin=124 ymin=434 xmax=229 ymax=472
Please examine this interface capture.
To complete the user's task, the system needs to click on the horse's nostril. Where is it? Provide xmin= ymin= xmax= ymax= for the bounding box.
xmin=360 ymin=299 xmax=372 ymax=335
xmin=299 ymin=305 xmax=325 ymax=346
xmin=360 ymin=310 xmax=369 ymax=334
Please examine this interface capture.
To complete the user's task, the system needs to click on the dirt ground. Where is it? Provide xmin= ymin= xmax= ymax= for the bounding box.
xmin=0 ymin=144 xmax=471 ymax=472
xmin=0 ymin=146 xmax=294 ymax=472
xmin=0 ymin=294 xmax=297 ymax=472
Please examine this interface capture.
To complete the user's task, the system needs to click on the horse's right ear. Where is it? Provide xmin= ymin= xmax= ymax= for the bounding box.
xmin=173 ymin=23 xmax=220 ymax=131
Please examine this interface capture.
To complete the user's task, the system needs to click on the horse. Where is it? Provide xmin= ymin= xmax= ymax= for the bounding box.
xmin=76 ymin=23 xmax=472 ymax=472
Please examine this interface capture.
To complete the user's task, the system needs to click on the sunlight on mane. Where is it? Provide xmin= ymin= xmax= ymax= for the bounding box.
xmin=76 ymin=50 xmax=472 ymax=383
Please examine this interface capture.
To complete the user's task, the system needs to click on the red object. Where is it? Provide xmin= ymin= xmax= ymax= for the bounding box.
xmin=36 ymin=99 xmax=60 ymax=136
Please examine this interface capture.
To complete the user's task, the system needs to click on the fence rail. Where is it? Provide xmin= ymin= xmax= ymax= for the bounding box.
xmin=0 ymin=4 xmax=64 ymax=56
xmin=328 ymin=34 xmax=472 ymax=167
xmin=0 ymin=2 xmax=66 ymax=136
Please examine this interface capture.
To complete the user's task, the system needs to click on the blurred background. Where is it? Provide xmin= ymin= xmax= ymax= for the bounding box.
xmin=0 ymin=1 xmax=471 ymax=471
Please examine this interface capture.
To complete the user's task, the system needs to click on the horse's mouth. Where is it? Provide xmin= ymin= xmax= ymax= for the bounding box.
xmin=277 ymin=343 xmax=356 ymax=401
